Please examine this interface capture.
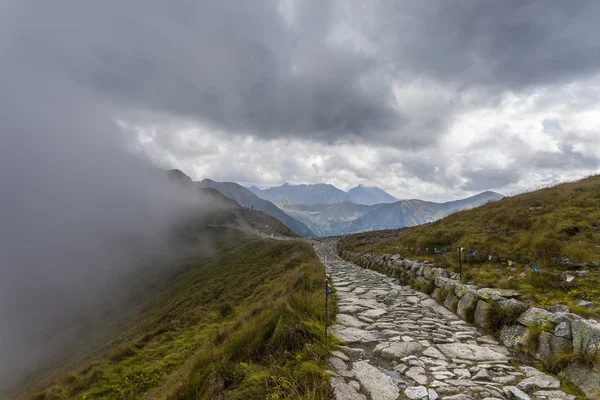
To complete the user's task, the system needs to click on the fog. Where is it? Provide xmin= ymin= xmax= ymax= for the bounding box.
xmin=0 ymin=40 xmax=212 ymax=395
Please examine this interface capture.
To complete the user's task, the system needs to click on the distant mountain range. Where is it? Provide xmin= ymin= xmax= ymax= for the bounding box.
xmin=192 ymin=176 xmax=502 ymax=238
xmin=199 ymin=179 xmax=315 ymax=237
xmin=249 ymin=183 xmax=398 ymax=206
xmin=277 ymin=191 xmax=503 ymax=236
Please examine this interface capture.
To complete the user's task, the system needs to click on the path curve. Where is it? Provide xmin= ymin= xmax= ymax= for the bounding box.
xmin=311 ymin=239 xmax=576 ymax=400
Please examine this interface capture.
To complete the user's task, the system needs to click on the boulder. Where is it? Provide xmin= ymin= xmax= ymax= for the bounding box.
xmin=474 ymin=300 xmax=494 ymax=331
xmin=576 ymin=299 xmax=594 ymax=309
xmin=560 ymin=361 xmax=600 ymax=399
xmin=517 ymin=307 xmax=557 ymax=331
xmin=455 ymin=284 xmax=478 ymax=298
xmin=478 ymin=288 xmax=521 ymax=301
xmin=554 ymin=321 xmax=572 ymax=339
xmin=434 ymin=276 xmax=449 ymax=288
xmin=500 ymin=325 xmax=529 ymax=348
xmin=444 ymin=291 xmax=459 ymax=312
xmin=422 ymin=266 xmax=434 ymax=280
xmin=497 ymin=298 xmax=529 ymax=315
xmin=503 ymin=386 xmax=531 ymax=400
xmin=571 ymin=319 xmax=600 ymax=355
xmin=431 ymin=268 xmax=449 ymax=281
xmin=537 ymin=332 xmax=573 ymax=367
xmin=457 ymin=290 xmax=479 ymax=322
xmin=516 ymin=373 xmax=561 ymax=391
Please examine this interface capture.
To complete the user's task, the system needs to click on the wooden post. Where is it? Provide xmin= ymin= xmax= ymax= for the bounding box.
xmin=460 ymin=247 xmax=463 ymax=279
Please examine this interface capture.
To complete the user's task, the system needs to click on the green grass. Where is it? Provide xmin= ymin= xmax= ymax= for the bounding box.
xmin=28 ymin=227 xmax=333 ymax=400
xmin=343 ymin=175 xmax=600 ymax=317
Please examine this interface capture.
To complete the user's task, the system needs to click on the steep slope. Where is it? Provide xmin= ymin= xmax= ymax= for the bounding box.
xmin=347 ymin=184 xmax=398 ymax=205
xmin=278 ymin=201 xmax=385 ymax=236
xmin=250 ymin=183 xmax=351 ymax=205
xmin=200 ymin=179 xmax=314 ymax=237
xmin=22 ymin=228 xmax=330 ymax=400
xmin=167 ymin=170 xmax=296 ymax=237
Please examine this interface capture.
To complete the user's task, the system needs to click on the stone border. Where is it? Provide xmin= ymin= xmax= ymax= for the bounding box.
xmin=340 ymin=251 xmax=600 ymax=398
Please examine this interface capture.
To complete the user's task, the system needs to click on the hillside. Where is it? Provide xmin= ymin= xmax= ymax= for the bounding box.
xmin=168 ymin=170 xmax=296 ymax=238
xmin=344 ymin=175 xmax=600 ymax=316
xmin=278 ymin=201 xmax=386 ymax=237
xmin=199 ymin=179 xmax=314 ymax=237
xmin=20 ymin=228 xmax=331 ymax=400
xmin=346 ymin=184 xmax=398 ymax=205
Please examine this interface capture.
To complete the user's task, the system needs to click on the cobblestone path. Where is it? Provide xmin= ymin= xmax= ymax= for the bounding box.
xmin=312 ymin=240 xmax=576 ymax=400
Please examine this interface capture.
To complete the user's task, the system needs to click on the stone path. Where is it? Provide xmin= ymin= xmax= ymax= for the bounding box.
xmin=312 ymin=240 xmax=576 ymax=400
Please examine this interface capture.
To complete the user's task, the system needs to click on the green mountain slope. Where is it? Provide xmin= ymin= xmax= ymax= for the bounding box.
xmin=21 ymin=228 xmax=331 ymax=400
xmin=345 ymin=175 xmax=600 ymax=316
xmin=200 ymin=179 xmax=314 ymax=237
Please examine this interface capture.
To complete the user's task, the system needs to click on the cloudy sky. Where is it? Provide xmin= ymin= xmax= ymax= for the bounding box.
xmin=4 ymin=0 xmax=600 ymax=201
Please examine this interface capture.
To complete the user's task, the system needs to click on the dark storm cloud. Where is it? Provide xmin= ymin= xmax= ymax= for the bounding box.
xmin=368 ymin=0 xmax=600 ymax=90
xmin=5 ymin=0 xmax=600 ymax=149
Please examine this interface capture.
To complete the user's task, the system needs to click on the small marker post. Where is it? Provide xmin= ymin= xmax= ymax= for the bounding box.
xmin=458 ymin=247 xmax=463 ymax=280
xmin=324 ymin=275 xmax=330 ymax=341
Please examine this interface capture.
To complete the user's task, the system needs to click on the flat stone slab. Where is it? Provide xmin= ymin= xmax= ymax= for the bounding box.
xmin=381 ymin=342 xmax=424 ymax=360
xmin=352 ymin=361 xmax=400 ymax=400
xmin=359 ymin=308 xmax=388 ymax=318
xmin=328 ymin=326 xmax=384 ymax=344
xmin=437 ymin=343 xmax=509 ymax=362
xmin=336 ymin=313 xmax=367 ymax=328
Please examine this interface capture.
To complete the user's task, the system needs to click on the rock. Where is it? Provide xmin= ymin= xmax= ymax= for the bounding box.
xmin=453 ymin=368 xmax=471 ymax=378
xmin=428 ymin=388 xmax=439 ymax=400
xmin=554 ymin=321 xmax=572 ymax=339
xmin=329 ymin=356 xmax=354 ymax=378
xmin=432 ymin=268 xmax=450 ymax=281
xmin=516 ymin=374 xmax=560 ymax=391
xmin=571 ymin=319 xmax=600 ymax=355
xmin=478 ymin=288 xmax=521 ymax=301
xmin=457 ymin=290 xmax=479 ymax=322
xmin=472 ymin=368 xmax=491 ymax=381
xmin=497 ymin=298 xmax=529 ymax=315
xmin=537 ymin=332 xmax=573 ymax=367
xmin=328 ymin=326 xmax=385 ymax=344
xmin=500 ymin=325 xmax=530 ymax=348
xmin=576 ymin=299 xmax=594 ymax=309
xmin=474 ymin=300 xmax=494 ymax=331
xmin=352 ymin=361 xmax=400 ymax=400
xmin=336 ymin=314 xmax=367 ymax=328
xmin=503 ymin=386 xmax=531 ymax=400
xmin=331 ymin=350 xmax=350 ymax=362
xmin=561 ymin=361 xmax=600 ymax=399
xmin=437 ymin=343 xmax=509 ymax=362
xmin=339 ymin=345 xmax=365 ymax=356
xmin=422 ymin=346 xmax=447 ymax=360
xmin=330 ymin=376 xmax=367 ymax=400
xmin=359 ymin=308 xmax=388 ymax=318
xmin=517 ymin=308 xmax=557 ymax=331
xmin=349 ymin=380 xmax=361 ymax=391
xmin=406 ymin=366 xmax=428 ymax=385
xmin=404 ymin=386 xmax=428 ymax=399
xmin=381 ymin=342 xmax=424 ymax=360
xmin=519 ymin=366 xmax=544 ymax=377
xmin=455 ymin=284 xmax=478 ymax=298
xmin=532 ymin=390 xmax=575 ymax=400
xmin=548 ymin=304 xmax=570 ymax=313
xmin=441 ymin=395 xmax=475 ymax=400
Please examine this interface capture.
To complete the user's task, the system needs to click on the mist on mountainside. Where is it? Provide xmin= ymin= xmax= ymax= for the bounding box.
xmin=0 ymin=57 xmax=213 ymax=396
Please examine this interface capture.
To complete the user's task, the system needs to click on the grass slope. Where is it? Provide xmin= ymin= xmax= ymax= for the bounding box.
xmin=28 ymin=228 xmax=332 ymax=400
xmin=344 ymin=175 xmax=600 ymax=317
